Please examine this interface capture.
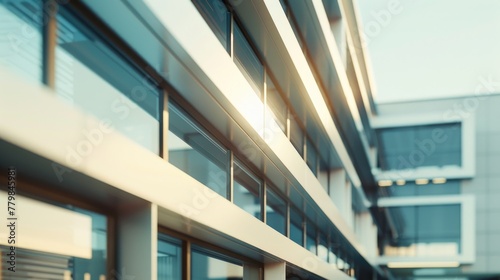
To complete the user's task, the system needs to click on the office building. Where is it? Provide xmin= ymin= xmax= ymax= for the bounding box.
xmin=0 ymin=0 xmax=497 ymax=279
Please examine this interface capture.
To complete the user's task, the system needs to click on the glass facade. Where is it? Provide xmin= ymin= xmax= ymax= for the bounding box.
xmin=168 ymin=101 xmax=229 ymax=198
xmin=192 ymin=0 xmax=230 ymax=52
xmin=290 ymin=207 xmax=304 ymax=246
xmin=55 ymin=9 xmax=161 ymax=154
xmin=233 ymin=158 xmax=262 ymax=219
xmin=192 ymin=249 xmax=244 ymax=280
xmin=158 ymin=235 xmax=182 ymax=280
xmin=266 ymin=186 xmax=287 ymax=235
xmin=382 ymin=204 xmax=461 ymax=257
xmin=0 ymin=192 xmax=107 ymax=279
xmin=233 ymin=22 xmax=264 ymax=97
xmin=265 ymin=75 xmax=287 ymax=134
xmin=377 ymin=123 xmax=462 ymax=170
xmin=0 ymin=0 xmax=43 ymax=83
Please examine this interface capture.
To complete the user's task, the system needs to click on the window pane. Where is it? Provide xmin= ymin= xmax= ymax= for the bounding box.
xmin=192 ymin=0 xmax=230 ymax=52
xmin=306 ymin=139 xmax=318 ymax=175
xmin=0 ymin=192 xmax=107 ymax=279
xmin=55 ymin=9 xmax=161 ymax=154
xmin=168 ymin=102 xmax=229 ymax=198
xmin=266 ymin=187 xmax=287 ymax=235
xmin=290 ymin=115 xmax=304 ymax=156
xmin=0 ymin=0 xmax=43 ymax=82
xmin=382 ymin=204 xmax=461 ymax=257
xmin=192 ymin=249 xmax=243 ymax=280
xmin=233 ymin=158 xmax=261 ymax=219
xmin=158 ymin=235 xmax=182 ymax=280
xmin=377 ymin=123 xmax=462 ymax=170
xmin=318 ymin=232 xmax=328 ymax=262
xmin=306 ymin=221 xmax=317 ymax=254
xmin=265 ymin=75 xmax=287 ymax=134
xmin=233 ymin=23 xmax=264 ymax=98
xmin=290 ymin=207 xmax=303 ymax=246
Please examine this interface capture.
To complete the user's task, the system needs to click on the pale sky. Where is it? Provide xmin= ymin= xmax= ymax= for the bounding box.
xmin=357 ymin=0 xmax=500 ymax=103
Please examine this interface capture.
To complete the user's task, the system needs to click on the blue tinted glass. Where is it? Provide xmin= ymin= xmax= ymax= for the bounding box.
xmin=266 ymin=187 xmax=286 ymax=235
xmin=233 ymin=23 xmax=264 ymax=97
xmin=71 ymin=208 xmax=107 ymax=279
xmin=158 ymin=235 xmax=182 ymax=280
xmin=306 ymin=139 xmax=318 ymax=175
xmin=192 ymin=0 xmax=230 ymax=52
xmin=55 ymin=9 xmax=161 ymax=154
xmin=306 ymin=222 xmax=316 ymax=254
xmin=233 ymin=159 xmax=261 ymax=219
xmin=191 ymin=249 xmax=243 ymax=280
xmin=383 ymin=204 xmax=461 ymax=257
xmin=290 ymin=208 xmax=303 ymax=246
xmin=377 ymin=123 xmax=462 ymax=170
xmin=290 ymin=115 xmax=304 ymax=156
xmin=168 ymin=102 xmax=229 ymax=198
xmin=0 ymin=0 xmax=43 ymax=82
xmin=265 ymin=75 xmax=287 ymax=134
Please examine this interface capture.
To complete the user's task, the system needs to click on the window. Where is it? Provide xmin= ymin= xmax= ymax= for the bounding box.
xmin=168 ymin=102 xmax=229 ymax=198
xmin=290 ymin=115 xmax=304 ymax=156
xmin=266 ymin=186 xmax=287 ymax=235
xmin=290 ymin=207 xmax=304 ymax=246
xmin=192 ymin=248 xmax=244 ymax=280
xmin=382 ymin=204 xmax=461 ymax=257
xmin=55 ymin=9 xmax=161 ymax=154
xmin=306 ymin=221 xmax=317 ymax=254
xmin=265 ymin=74 xmax=287 ymax=134
xmin=233 ymin=22 xmax=264 ymax=97
xmin=377 ymin=123 xmax=462 ymax=170
xmin=158 ymin=235 xmax=182 ymax=280
xmin=0 ymin=191 xmax=107 ymax=279
xmin=192 ymin=0 xmax=230 ymax=52
xmin=0 ymin=0 xmax=43 ymax=82
xmin=318 ymin=232 xmax=328 ymax=262
xmin=306 ymin=139 xmax=318 ymax=175
xmin=233 ymin=158 xmax=262 ymax=219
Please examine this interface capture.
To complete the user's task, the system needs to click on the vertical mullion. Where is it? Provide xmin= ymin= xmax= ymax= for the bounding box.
xmin=228 ymin=150 xmax=234 ymax=202
xmin=42 ymin=0 xmax=57 ymax=89
xmin=182 ymin=241 xmax=191 ymax=280
xmin=262 ymin=181 xmax=267 ymax=223
xmin=286 ymin=200 xmax=290 ymax=239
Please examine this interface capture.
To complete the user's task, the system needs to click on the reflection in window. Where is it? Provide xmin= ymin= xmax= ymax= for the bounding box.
xmin=266 ymin=187 xmax=287 ymax=235
xmin=158 ymin=235 xmax=182 ymax=280
xmin=192 ymin=248 xmax=243 ymax=280
xmin=192 ymin=0 xmax=230 ymax=52
xmin=0 ymin=192 xmax=107 ymax=279
xmin=233 ymin=23 xmax=264 ymax=98
xmin=306 ymin=221 xmax=317 ymax=254
xmin=290 ymin=115 xmax=304 ymax=156
xmin=306 ymin=139 xmax=318 ymax=175
xmin=377 ymin=123 xmax=462 ymax=170
xmin=233 ymin=158 xmax=262 ymax=219
xmin=318 ymin=232 xmax=328 ymax=262
xmin=290 ymin=208 xmax=304 ymax=246
xmin=382 ymin=204 xmax=461 ymax=257
xmin=168 ymin=102 xmax=229 ymax=198
xmin=55 ymin=9 xmax=161 ymax=154
xmin=0 ymin=0 xmax=43 ymax=82
xmin=266 ymin=75 xmax=287 ymax=134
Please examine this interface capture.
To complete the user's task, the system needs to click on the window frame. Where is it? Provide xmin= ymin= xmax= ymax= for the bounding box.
xmin=376 ymin=194 xmax=475 ymax=266
xmin=372 ymin=113 xmax=475 ymax=182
